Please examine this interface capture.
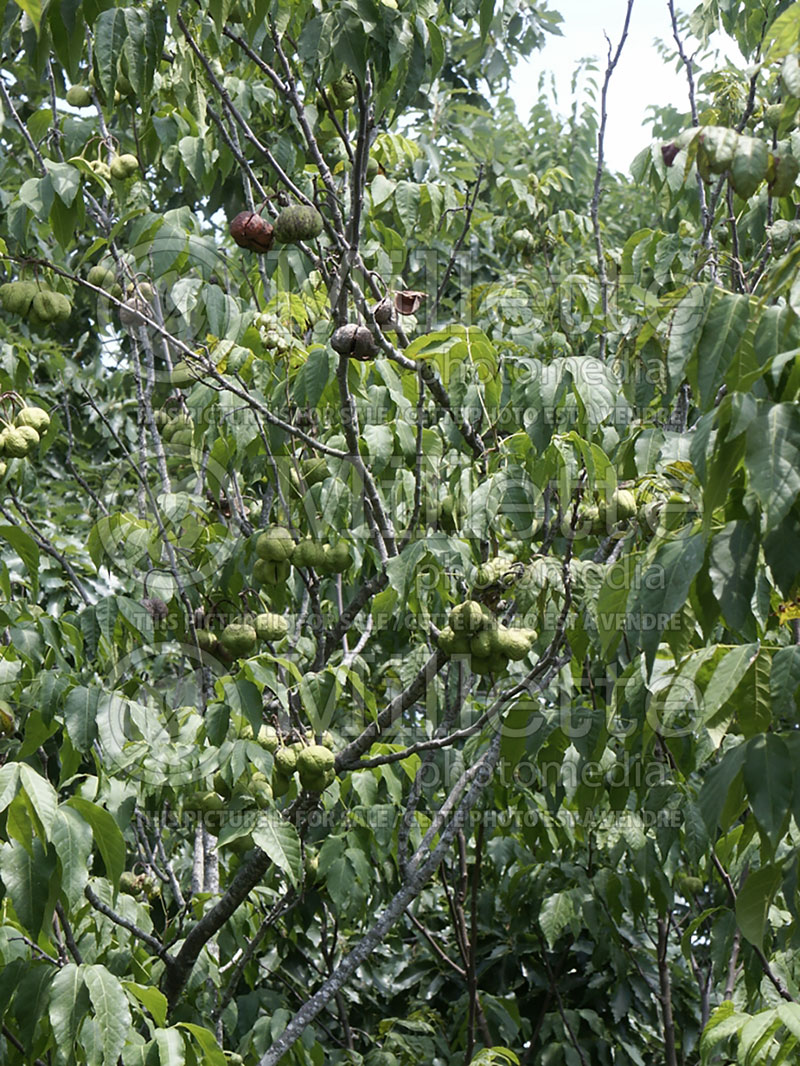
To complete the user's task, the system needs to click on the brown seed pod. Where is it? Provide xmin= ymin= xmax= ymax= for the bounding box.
xmin=119 ymin=296 xmax=150 ymax=328
xmin=394 ymin=289 xmax=425 ymax=315
xmin=142 ymin=597 xmax=169 ymax=622
xmin=330 ymin=324 xmax=359 ymax=354
xmin=352 ymin=325 xmax=378 ymax=359
xmin=229 ymin=211 xmax=275 ymax=252
xmin=373 ymin=298 xmax=395 ymax=328
xmin=330 ymin=323 xmax=378 ymax=360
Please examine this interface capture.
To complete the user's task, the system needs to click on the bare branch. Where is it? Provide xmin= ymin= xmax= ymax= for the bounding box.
xmin=590 ymin=0 xmax=635 ymax=360
xmin=84 ymin=884 xmax=170 ymax=959
xmin=256 ymin=730 xmax=503 ymax=1066
xmin=711 ymin=852 xmax=795 ymax=1002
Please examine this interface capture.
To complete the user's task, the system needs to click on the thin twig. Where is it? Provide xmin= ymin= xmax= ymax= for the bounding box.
xmin=667 ymin=0 xmax=711 ymax=242
xmin=711 ymin=853 xmax=795 ymax=1002
xmin=428 ymin=165 xmax=484 ymax=329
xmin=84 ymin=884 xmax=170 ymax=959
xmin=590 ymin=0 xmax=635 ymax=360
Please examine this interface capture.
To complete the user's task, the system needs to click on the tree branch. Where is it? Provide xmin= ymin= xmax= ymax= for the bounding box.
xmin=84 ymin=884 xmax=170 ymax=959
xmin=256 ymin=730 xmax=502 ymax=1066
xmin=163 ymin=845 xmax=272 ymax=1010
xmin=711 ymin=852 xmax=795 ymax=1002
xmin=590 ymin=0 xmax=635 ymax=360
xmin=656 ymin=914 xmax=679 ymax=1066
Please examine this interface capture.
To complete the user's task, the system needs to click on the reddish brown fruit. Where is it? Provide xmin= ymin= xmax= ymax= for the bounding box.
xmin=330 ymin=323 xmax=379 ymax=360
xmin=229 ymin=211 xmax=275 ymax=252
xmin=394 ymin=289 xmax=425 ymax=315
xmin=373 ymin=298 xmax=395 ymax=328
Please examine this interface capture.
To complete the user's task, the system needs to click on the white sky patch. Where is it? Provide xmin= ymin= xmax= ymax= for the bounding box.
xmin=510 ymin=0 xmax=746 ymax=174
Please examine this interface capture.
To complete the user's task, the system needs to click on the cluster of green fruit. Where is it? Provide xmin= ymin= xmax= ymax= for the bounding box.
xmin=66 ymin=85 xmax=93 ymax=107
xmin=182 ymin=779 xmax=266 ymax=847
xmin=197 ymin=611 xmax=289 ymax=660
xmin=0 ymin=281 xmax=71 ymax=324
xmin=253 ymin=525 xmax=352 ymax=584
xmin=85 ymin=153 xmax=138 ymax=182
xmin=254 ymin=311 xmax=292 ymax=353
xmin=119 ymin=871 xmax=160 ymax=899
xmin=76 ymin=67 xmax=137 ymax=105
xmin=183 ymin=729 xmax=336 ymax=842
xmin=156 ymin=410 xmax=193 ymax=447
xmin=86 ymin=262 xmax=121 ymax=297
xmin=569 ymin=487 xmax=637 ymax=537
xmin=437 ymin=600 xmax=537 ymax=675
xmin=105 ymin=153 xmax=139 ymax=180
xmin=215 ymin=750 xmax=276 ymax=809
xmin=472 ymin=555 xmax=520 ymax=589
xmin=0 ymin=406 xmax=51 ymax=474
xmin=511 ymin=228 xmax=537 ymax=254
xmin=634 ymin=480 xmax=692 ymax=534
xmin=272 ymin=737 xmax=337 ymax=795
xmin=694 ymin=126 xmax=799 ymax=198
xmin=291 ymin=456 xmax=329 ymax=491
xmin=323 ymin=75 xmax=357 ymax=109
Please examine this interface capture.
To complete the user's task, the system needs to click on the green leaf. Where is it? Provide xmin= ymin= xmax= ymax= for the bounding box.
xmin=708 ymin=521 xmax=758 ymax=632
xmin=698 ymin=744 xmax=746 ymax=834
xmin=84 ymin=964 xmax=131 ymax=1066
xmin=48 ymin=963 xmax=88 ymax=1052
xmin=19 ymin=763 xmax=58 ymax=842
xmin=177 ymin=1023 xmax=227 ymax=1066
xmin=771 ymin=646 xmax=800 ymax=717
xmin=44 ymin=160 xmax=81 ymax=205
xmin=295 ymin=346 xmax=333 ymax=407
xmin=595 ymin=553 xmax=639 ymax=655
xmin=95 ymin=596 xmax=119 ymax=643
xmin=154 ymin=1026 xmax=187 ymax=1065
xmin=362 ymin=423 xmax=394 ymax=462
xmin=67 ymin=797 xmax=126 ymax=886
xmin=766 ymin=2 xmax=800 ymax=60
xmin=122 ymin=7 xmax=167 ymax=98
xmin=733 ymin=652 xmax=772 ymax=737
xmin=252 ymin=814 xmax=302 ymax=888
xmin=688 ymin=291 xmax=750 ymax=409
xmin=13 ymin=0 xmax=42 ymax=34
xmin=93 ymin=6 xmax=127 ymax=96
xmin=0 ymin=836 xmax=57 ymax=936
xmin=737 ymin=1011 xmax=781 ymax=1063
xmin=0 ymin=525 xmax=40 ymax=597
xmin=736 ymin=864 xmax=782 ymax=947
xmin=745 ymin=403 xmax=800 ymax=532
xmin=0 ymin=763 xmax=21 ymax=813
xmin=123 ymin=983 xmax=168 ymax=1028
xmin=626 ymin=531 xmax=706 ymax=671
xmin=667 ymin=284 xmax=713 ymax=393
xmin=394 ymin=180 xmax=421 ymax=232
xmin=52 ymin=805 xmax=93 ymax=907
xmin=12 ymin=964 xmax=53 ymax=1049
xmin=730 ymin=136 xmax=769 ymax=199
xmin=64 ymin=685 xmax=100 ymax=753
xmin=783 ymin=52 xmax=800 ymax=95
xmin=742 ymin=734 xmax=793 ymax=850
xmin=53 ymin=198 xmax=83 ymax=251
xmin=701 ymin=644 xmax=760 ymax=726
xmin=777 ymin=1002 xmax=800 ymax=1040
xmin=479 ymin=0 xmax=494 ymax=40
xmin=539 ymin=890 xmax=575 ymax=948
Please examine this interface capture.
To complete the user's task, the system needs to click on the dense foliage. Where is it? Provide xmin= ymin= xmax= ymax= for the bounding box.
xmin=1 ymin=1 xmax=800 ymax=1063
